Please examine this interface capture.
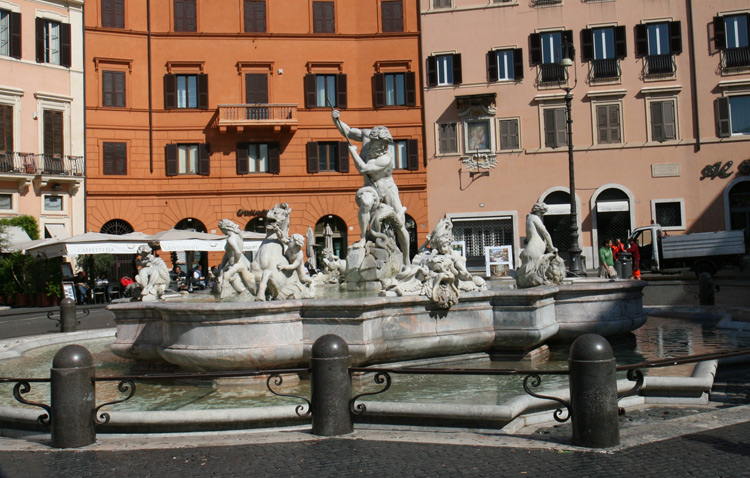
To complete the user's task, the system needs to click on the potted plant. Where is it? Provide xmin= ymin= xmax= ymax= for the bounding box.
xmin=45 ymin=282 xmax=62 ymax=306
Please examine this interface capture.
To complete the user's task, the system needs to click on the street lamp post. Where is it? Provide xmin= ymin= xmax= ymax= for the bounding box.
xmin=561 ymin=46 xmax=585 ymax=276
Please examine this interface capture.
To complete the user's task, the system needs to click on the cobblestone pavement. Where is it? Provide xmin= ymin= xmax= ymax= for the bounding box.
xmin=0 ymin=420 xmax=748 ymax=478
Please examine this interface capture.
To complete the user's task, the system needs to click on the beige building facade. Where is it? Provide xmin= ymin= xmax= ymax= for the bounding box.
xmin=0 ymin=0 xmax=85 ymax=239
xmin=421 ymin=0 xmax=750 ymax=270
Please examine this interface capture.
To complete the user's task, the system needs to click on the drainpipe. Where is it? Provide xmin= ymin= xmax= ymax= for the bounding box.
xmin=147 ymin=0 xmax=154 ymax=173
xmin=686 ymin=0 xmax=700 ymax=152
xmin=81 ymin=1 xmax=87 ymax=233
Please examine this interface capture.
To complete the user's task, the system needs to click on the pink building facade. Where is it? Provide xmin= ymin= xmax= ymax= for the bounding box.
xmin=0 ymin=0 xmax=85 ymax=240
xmin=421 ymin=0 xmax=750 ymax=270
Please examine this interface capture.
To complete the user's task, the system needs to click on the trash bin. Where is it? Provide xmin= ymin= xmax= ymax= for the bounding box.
xmin=618 ymin=252 xmax=632 ymax=279
xmin=614 ymin=259 xmax=623 ymax=278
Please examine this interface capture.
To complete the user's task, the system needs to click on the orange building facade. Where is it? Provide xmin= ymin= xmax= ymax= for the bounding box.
xmin=84 ymin=0 xmax=427 ymax=266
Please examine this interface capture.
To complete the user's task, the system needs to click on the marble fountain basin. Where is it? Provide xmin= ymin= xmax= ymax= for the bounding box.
xmin=110 ymin=280 xmax=647 ymax=371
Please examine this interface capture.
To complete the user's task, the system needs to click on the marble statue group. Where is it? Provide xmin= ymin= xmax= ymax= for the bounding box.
xmin=131 ymin=110 xmax=560 ymax=306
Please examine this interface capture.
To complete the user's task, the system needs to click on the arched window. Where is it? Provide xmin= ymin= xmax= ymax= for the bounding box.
xmin=541 ymin=191 xmax=572 ymax=261
xmin=404 ymin=213 xmax=418 ymax=260
xmin=315 ymin=215 xmax=348 ymax=261
xmin=728 ymin=180 xmax=750 ymax=251
xmin=174 ymin=218 xmax=208 ymax=276
xmin=245 ymin=216 xmax=267 ymax=234
xmin=99 ymin=219 xmax=134 ymax=235
xmin=595 ymin=188 xmax=631 ymax=244
xmin=175 ymin=218 xmax=207 ymax=233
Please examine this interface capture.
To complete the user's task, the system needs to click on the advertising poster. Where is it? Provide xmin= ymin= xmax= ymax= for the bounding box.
xmin=451 ymin=241 xmax=466 ymax=258
xmin=485 ymin=245 xmax=513 ymax=278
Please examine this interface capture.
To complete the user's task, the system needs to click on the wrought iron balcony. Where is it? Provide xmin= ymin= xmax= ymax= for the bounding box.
xmin=643 ymin=54 xmax=676 ymax=78
xmin=533 ymin=0 xmax=562 ymax=5
xmin=0 ymin=152 xmax=84 ymax=176
xmin=216 ymin=104 xmax=298 ymax=131
xmin=589 ymin=59 xmax=621 ymax=82
xmin=537 ymin=63 xmax=567 ymax=86
xmin=721 ymin=47 xmax=750 ymax=71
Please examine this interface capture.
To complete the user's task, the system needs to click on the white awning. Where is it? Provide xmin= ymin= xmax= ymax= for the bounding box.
xmin=546 ymin=204 xmax=571 ymax=215
xmin=45 ymin=224 xmax=70 ymax=239
xmin=66 ymin=242 xmax=145 ymax=255
xmin=596 ymin=200 xmax=629 ymax=213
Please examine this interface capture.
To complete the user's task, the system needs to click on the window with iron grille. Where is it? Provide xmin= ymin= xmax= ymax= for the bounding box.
xmin=451 ymin=218 xmax=514 ymax=268
xmin=100 ymin=219 xmax=134 ymax=235
xmin=654 ymin=201 xmax=684 ymax=229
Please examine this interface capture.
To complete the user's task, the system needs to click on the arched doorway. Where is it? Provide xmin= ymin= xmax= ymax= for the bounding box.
xmin=404 ymin=214 xmax=418 ymax=260
xmin=315 ymin=215 xmax=348 ymax=263
xmin=541 ymin=190 xmax=573 ymax=264
xmin=594 ymin=187 xmax=632 ymax=248
xmin=727 ymin=179 xmax=750 ymax=251
xmin=245 ymin=216 xmax=267 ymax=235
xmin=99 ymin=219 xmax=136 ymax=281
xmin=174 ymin=218 xmax=208 ymax=279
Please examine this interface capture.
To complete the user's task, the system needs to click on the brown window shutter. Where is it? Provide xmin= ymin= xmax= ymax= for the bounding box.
xmin=103 ymin=71 xmax=114 ymax=107
xmin=555 ymin=108 xmax=567 ymax=147
xmin=669 ymin=21 xmax=682 ymax=55
xmin=103 ymin=142 xmax=115 ymax=175
xmin=614 ymin=26 xmax=627 ymax=59
xmin=198 ymin=143 xmax=210 ymax=175
xmin=43 ymin=111 xmax=63 ymax=156
xmin=373 ymin=73 xmax=385 ymax=108
xmin=713 ymin=17 xmax=726 ymax=50
xmin=635 ymin=24 xmax=648 ymax=57
xmin=245 ymin=73 xmax=268 ymax=103
xmin=609 ymin=105 xmax=621 ymax=142
xmin=581 ymin=29 xmax=594 ymax=62
xmin=236 ymin=143 xmax=249 ymax=174
xmin=488 ymin=51 xmax=498 ymax=82
xmin=10 ymin=12 xmax=21 ymax=59
xmin=513 ymin=49 xmax=524 ymax=80
xmin=529 ymin=33 xmax=542 ymax=65
xmin=60 ymin=23 xmax=71 ymax=67
xmin=405 ymin=72 xmax=416 ymax=106
xmin=336 ymin=74 xmax=347 ymax=109
xmin=426 ymin=56 xmax=437 ymax=86
xmin=662 ymin=101 xmax=676 ymax=140
xmin=165 ymin=144 xmax=178 ymax=176
xmin=0 ymin=105 xmax=12 ymax=151
xmin=304 ymin=74 xmax=317 ymax=109
xmin=197 ymin=74 xmax=209 ymax=109
xmin=597 ymin=105 xmax=609 ymax=143
xmin=268 ymin=143 xmax=280 ymax=174
xmin=336 ymin=141 xmax=349 ymax=173
xmin=114 ymin=71 xmax=126 ymax=107
xmin=651 ymin=102 xmax=664 ymax=142
xmin=716 ymin=97 xmax=731 ymax=138
xmin=306 ymin=142 xmax=319 ymax=173
xmin=35 ymin=18 xmax=44 ymax=63
xmin=406 ymin=139 xmax=418 ymax=171
xmin=115 ymin=142 xmax=127 ymax=174
xmin=164 ymin=74 xmax=177 ymax=109
xmin=544 ymin=109 xmax=557 ymax=148
xmin=452 ymin=54 xmax=462 ymax=84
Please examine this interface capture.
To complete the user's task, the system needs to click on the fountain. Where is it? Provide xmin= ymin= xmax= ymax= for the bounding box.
xmin=109 ymin=110 xmax=647 ymax=372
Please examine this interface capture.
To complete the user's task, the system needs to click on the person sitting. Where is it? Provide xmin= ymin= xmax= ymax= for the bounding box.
xmin=120 ymin=275 xmax=138 ymax=298
xmin=172 ymin=266 xmax=188 ymax=291
xmin=95 ymin=273 xmax=112 ymax=302
xmin=192 ymin=265 xmax=206 ymax=290
xmin=74 ymin=271 xmax=89 ymax=304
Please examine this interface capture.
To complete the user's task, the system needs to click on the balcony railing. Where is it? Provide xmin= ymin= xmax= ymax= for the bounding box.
xmin=721 ymin=47 xmax=750 ymax=72
xmin=643 ymin=54 xmax=676 ymax=78
xmin=537 ymin=63 xmax=567 ymax=86
xmin=217 ymin=104 xmax=298 ymax=129
xmin=589 ymin=59 xmax=621 ymax=82
xmin=0 ymin=152 xmax=84 ymax=176
xmin=533 ymin=0 xmax=562 ymax=5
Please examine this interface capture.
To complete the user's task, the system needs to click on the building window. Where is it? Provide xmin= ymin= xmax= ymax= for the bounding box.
xmin=714 ymin=14 xmax=750 ymax=71
xmin=381 ymin=1 xmax=403 ymax=33
xmin=426 ymin=53 xmax=462 ymax=86
xmin=498 ymin=118 xmax=520 ymax=150
xmin=165 ymin=143 xmax=210 ymax=176
xmin=102 ymin=71 xmax=126 ymax=107
xmin=43 ymin=110 xmax=64 ymax=156
xmin=635 ymin=21 xmax=681 ymax=77
xmin=530 ymin=31 xmax=573 ymax=84
xmin=432 ymin=0 xmax=451 ymax=7
xmin=437 ymin=122 xmax=458 ymax=154
xmin=0 ymin=104 xmax=12 ymax=151
xmin=488 ymin=49 xmax=523 ymax=82
xmin=581 ymin=26 xmax=626 ymax=81
xmin=313 ymin=1 xmax=335 ymax=33
xmin=649 ymin=99 xmax=677 ymax=142
xmin=244 ymin=0 xmax=266 ymax=33
xmin=306 ymin=141 xmax=349 ymax=173
xmin=101 ymin=0 xmax=125 ymax=28
xmin=237 ymin=142 xmax=280 ymax=174
xmin=304 ymin=73 xmax=347 ymax=108
xmin=717 ymin=95 xmax=750 ymax=137
xmin=164 ymin=74 xmax=208 ymax=109
xmin=174 ymin=0 xmax=196 ymax=32
xmin=0 ymin=193 xmax=11 ymax=210
xmin=373 ymin=72 xmax=416 ymax=107
xmin=652 ymin=200 xmax=685 ymax=230
xmin=596 ymin=104 xmax=622 ymax=144
xmin=543 ymin=107 xmax=567 ymax=148
xmin=389 ymin=139 xmax=418 ymax=170
xmin=103 ymin=142 xmax=127 ymax=175
xmin=0 ymin=10 xmax=21 ymax=59
xmin=43 ymin=195 xmax=63 ymax=212
xmin=36 ymin=18 xmax=71 ymax=67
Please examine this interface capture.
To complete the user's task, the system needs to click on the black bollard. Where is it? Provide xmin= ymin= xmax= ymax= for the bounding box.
xmin=60 ymin=297 xmax=77 ymax=332
xmin=699 ymin=272 xmax=717 ymax=306
xmin=568 ymin=334 xmax=619 ymax=448
xmin=310 ymin=334 xmax=353 ymax=436
xmin=50 ymin=345 xmax=96 ymax=448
